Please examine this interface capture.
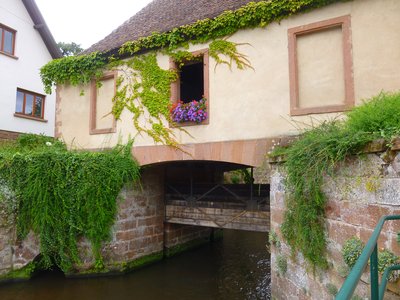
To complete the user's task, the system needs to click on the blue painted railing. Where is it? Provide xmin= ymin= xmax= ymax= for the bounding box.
xmin=336 ymin=215 xmax=400 ymax=300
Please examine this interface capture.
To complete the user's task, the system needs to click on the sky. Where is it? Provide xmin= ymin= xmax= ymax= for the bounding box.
xmin=35 ymin=0 xmax=153 ymax=50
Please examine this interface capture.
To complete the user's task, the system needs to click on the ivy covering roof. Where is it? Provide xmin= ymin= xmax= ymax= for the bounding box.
xmin=84 ymin=0 xmax=264 ymax=54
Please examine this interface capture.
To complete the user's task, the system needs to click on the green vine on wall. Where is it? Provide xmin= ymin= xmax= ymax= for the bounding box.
xmin=271 ymin=92 xmax=400 ymax=269
xmin=41 ymin=52 xmax=107 ymax=94
xmin=0 ymin=134 xmax=139 ymax=272
xmin=209 ymin=39 xmax=253 ymax=70
xmin=110 ymin=53 xmax=179 ymax=147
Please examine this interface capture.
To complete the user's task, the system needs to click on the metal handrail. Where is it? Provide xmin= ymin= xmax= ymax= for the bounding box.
xmin=336 ymin=215 xmax=400 ymax=300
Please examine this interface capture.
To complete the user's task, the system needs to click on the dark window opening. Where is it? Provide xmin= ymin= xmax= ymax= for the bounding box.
xmin=180 ymin=58 xmax=204 ymax=103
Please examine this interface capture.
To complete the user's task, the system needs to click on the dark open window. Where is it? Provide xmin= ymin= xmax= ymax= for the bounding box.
xmin=0 ymin=24 xmax=16 ymax=56
xmin=180 ymin=58 xmax=204 ymax=103
xmin=15 ymin=88 xmax=45 ymax=120
xmin=170 ymin=49 xmax=209 ymax=125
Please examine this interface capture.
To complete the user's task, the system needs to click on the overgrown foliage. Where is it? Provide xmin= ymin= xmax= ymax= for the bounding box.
xmin=0 ymin=134 xmax=139 ymax=272
xmin=209 ymin=39 xmax=252 ymax=70
xmin=272 ymin=92 xmax=400 ymax=269
xmin=378 ymin=249 xmax=400 ymax=282
xmin=111 ymin=53 xmax=179 ymax=146
xmin=40 ymin=52 xmax=107 ymax=94
xmin=342 ymin=237 xmax=364 ymax=269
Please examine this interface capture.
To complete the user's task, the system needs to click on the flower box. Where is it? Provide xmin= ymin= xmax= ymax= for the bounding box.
xmin=170 ymin=98 xmax=207 ymax=124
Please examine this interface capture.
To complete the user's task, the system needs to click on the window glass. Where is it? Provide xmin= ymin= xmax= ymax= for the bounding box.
xmin=25 ymin=94 xmax=34 ymax=115
xmin=16 ymin=91 xmax=24 ymax=113
xmin=3 ymin=29 xmax=13 ymax=54
xmin=34 ymin=97 xmax=43 ymax=118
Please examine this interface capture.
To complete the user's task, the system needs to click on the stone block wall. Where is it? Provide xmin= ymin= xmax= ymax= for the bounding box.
xmin=0 ymin=130 xmax=20 ymax=141
xmin=270 ymin=145 xmax=400 ymax=299
xmin=164 ymin=223 xmax=214 ymax=257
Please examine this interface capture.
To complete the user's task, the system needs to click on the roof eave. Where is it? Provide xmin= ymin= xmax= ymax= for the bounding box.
xmin=21 ymin=0 xmax=62 ymax=59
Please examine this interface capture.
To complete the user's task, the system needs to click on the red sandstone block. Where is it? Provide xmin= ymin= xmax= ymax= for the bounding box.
xmin=116 ymin=230 xmax=138 ymax=241
xmin=341 ymin=203 xmax=390 ymax=229
xmin=360 ymin=228 xmax=388 ymax=249
xmin=143 ymin=227 xmax=154 ymax=236
xmin=117 ymin=220 xmax=138 ymax=231
xmin=271 ymin=207 xmax=285 ymax=225
xmin=325 ymin=200 xmax=341 ymax=220
xmin=327 ymin=220 xmax=358 ymax=246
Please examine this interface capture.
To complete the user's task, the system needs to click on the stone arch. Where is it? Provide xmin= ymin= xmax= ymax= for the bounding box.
xmin=132 ymin=138 xmax=271 ymax=167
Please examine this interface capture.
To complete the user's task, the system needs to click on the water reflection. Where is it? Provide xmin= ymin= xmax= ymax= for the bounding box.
xmin=0 ymin=230 xmax=270 ymax=300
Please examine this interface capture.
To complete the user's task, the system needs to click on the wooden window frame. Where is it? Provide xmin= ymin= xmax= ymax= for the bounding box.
xmin=288 ymin=15 xmax=354 ymax=116
xmin=0 ymin=23 xmax=17 ymax=58
xmin=89 ymin=72 xmax=117 ymax=135
xmin=170 ymin=48 xmax=210 ymax=127
xmin=14 ymin=88 xmax=47 ymax=122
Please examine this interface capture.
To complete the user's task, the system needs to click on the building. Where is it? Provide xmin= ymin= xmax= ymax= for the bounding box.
xmin=0 ymin=0 xmax=61 ymax=140
xmin=55 ymin=0 xmax=400 ymax=166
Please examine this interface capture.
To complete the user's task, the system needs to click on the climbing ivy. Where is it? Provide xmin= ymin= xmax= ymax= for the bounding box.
xmin=111 ymin=53 xmax=179 ymax=146
xmin=209 ymin=39 xmax=252 ymax=70
xmin=0 ymin=134 xmax=139 ymax=273
xmin=40 ymin=52 xmax=107 ymax=94
xmin=271 ymin=92 xmax=400 ymax=269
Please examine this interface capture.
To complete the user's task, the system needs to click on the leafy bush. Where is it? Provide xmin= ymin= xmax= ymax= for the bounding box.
xmin=342 ymin=237 xmax=364 ymax=269
xmin=346 ymin=92 xmax=400 ymax=139
xmin=378 ymin=249 xmax=400 ymax=282
xmin=276 ymin=255 xmax=287 ymax=276
xmin=273 ymin=91 xmax=400 ymax=269
xmin=326 ymin=283 xmax=338 ymax=296
xmin=0 ymin=134 xmax=140 ymax=272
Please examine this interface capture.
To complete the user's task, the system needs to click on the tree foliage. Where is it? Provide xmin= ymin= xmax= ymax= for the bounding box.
xmin=57 ymin=42 xmax=83 ymax=56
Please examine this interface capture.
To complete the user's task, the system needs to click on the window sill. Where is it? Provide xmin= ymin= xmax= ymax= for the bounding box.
xmin=171 ymin=119 xmax=209 ymax=127
xmin=0 ymin=51 xmax=18 ymax=59
xmin=89 ymin=128 xmax=116 ymax=135
xmin=14 ymin=113 xmax=47 ymax=123
xmin=290 ymin=104 xmax=352 ymax=116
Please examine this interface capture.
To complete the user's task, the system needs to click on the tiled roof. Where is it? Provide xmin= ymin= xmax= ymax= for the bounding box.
xmin=85 ymin=0 xmax=263 ymax=54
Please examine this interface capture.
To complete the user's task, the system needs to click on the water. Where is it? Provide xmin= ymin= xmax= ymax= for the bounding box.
xmin=0 ymin=230 xmax=270 ymax=300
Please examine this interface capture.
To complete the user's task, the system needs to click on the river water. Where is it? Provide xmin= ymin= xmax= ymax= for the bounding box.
xmin=0 ymin=230 xmax=270 ymax=300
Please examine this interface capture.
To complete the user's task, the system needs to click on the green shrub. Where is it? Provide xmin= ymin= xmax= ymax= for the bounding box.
xmin=342 ymin=237 xmax=365 ymax=269
xmin=378 ymin=249 xmax=400 ymax=282
xmin=276 ymin=255 xmax=287 ymax=276
xmin=346 ymin=92 xmax=400 ymax=139
xmin=326 ymin=283 xmax=338 ymax=296
xmin=272 ymin=91 xmax=400 ymax=269
xmin=0 ymin=134 xmax=140 ymax=272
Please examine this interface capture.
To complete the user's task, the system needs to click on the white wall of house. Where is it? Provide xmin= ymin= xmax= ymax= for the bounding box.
xmin=0 ymin=0 xmax=56 ymax=136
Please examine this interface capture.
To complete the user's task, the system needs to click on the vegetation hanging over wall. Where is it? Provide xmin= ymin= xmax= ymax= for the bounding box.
xmin=271 ymin=92 xmax=400 ymax=269
xmin=39 ymin=0 xmax=346 ymax=146
xmin=0 ymin=134 xmax=139 ymax=272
